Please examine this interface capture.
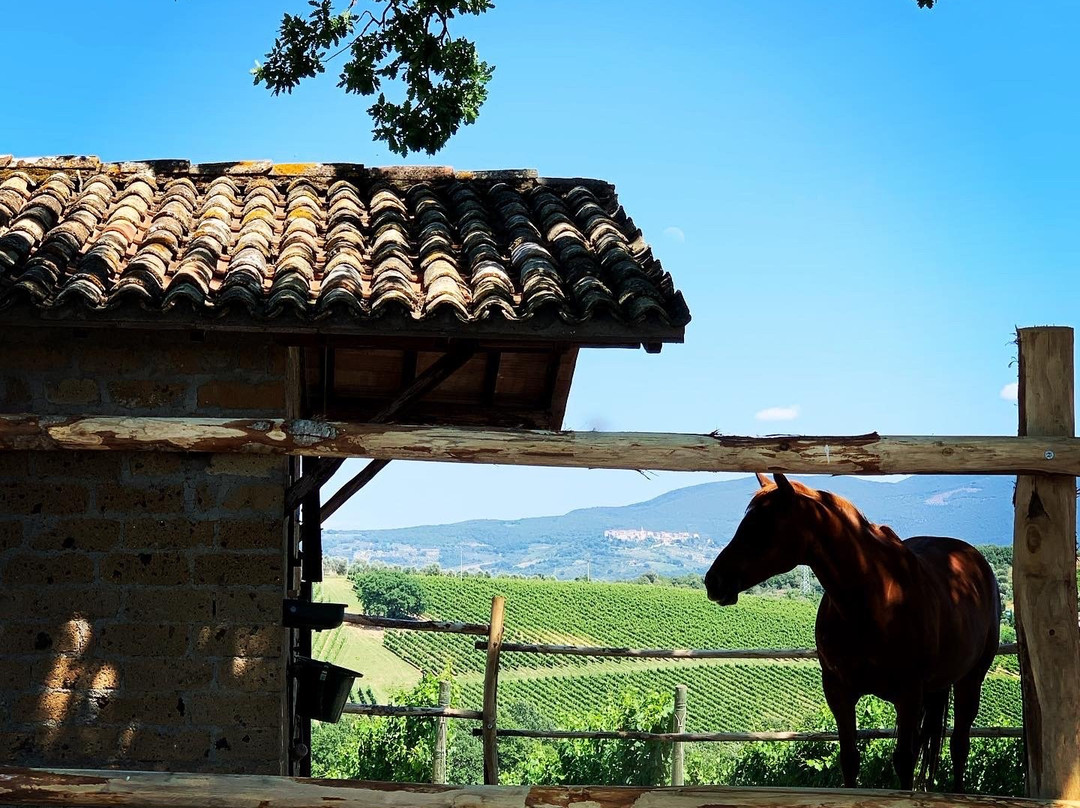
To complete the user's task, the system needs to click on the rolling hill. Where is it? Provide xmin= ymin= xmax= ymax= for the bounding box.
xmin=324 ymin=474 xmax=1016 ymax=580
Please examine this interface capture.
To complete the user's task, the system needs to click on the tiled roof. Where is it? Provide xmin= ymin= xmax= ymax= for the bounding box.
xmin=0 ymin=156 xmax=689 ymax=344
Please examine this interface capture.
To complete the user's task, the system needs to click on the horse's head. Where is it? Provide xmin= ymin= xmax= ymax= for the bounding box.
xmin=704 ymin=472 xmax=815 ymax=605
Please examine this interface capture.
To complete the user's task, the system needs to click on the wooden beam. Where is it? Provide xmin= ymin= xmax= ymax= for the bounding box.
xmin=342 ymin=612 xmax=489 ymax=635
xmin=342 ymin=702 xmax=482 ymax=720
xmin=313 ymin=346 xmax=478 ymax=520
xmin=473 ymin=727 xmax=1024 ymax=743
xmin=285 ymin=458 xmax=344 ymax=513
xmin=286 ymin=346 xmax=476 ymax=513
xmin=1013 ymin=326 xmax=1080 ymax=800
xmin=2 ymin=766 xmax=1075 ymax=808
xmin=367 ymin=346 xmax=476 ymax=423
xmin=485 ymin=642 xmax=1019 ymax=659
xmin=320 ymin=459 xmax=390 ymax=523
xmin=299 ymin=485 xmax=322 ymax=583
xmin=4 ymin=416 xmax=1080 ymax=475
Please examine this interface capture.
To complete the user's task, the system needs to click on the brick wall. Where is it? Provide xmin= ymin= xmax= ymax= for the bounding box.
xmin=0 ymin=327 xmax=290 ymax=774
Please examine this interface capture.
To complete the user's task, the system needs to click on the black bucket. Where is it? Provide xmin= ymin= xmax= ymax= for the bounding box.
xmin=293 ymin=657 xmax=363 ymax=723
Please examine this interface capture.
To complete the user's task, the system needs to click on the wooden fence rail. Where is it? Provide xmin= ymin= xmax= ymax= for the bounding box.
xmin=483 ymin=642 xmax=1021 ymax=659
xmin=4 ymin=414 xmax=1080 ymax=476
xmin=335 ymin=600 xmax=1023 ymax=786
xmin=471 ymin=727 xmax=1024 ymax=743
xmin=3 ymin=767 xmax=1078 ymax=808
xmin=343 ymin=612 xmax=489 ymax=635
xmin=342 ymin=704 xmax=483 ymax=720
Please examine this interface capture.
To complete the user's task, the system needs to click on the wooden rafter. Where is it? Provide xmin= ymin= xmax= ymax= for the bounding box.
xmin=283 ymin=345 xmax=476 ymax=512
xmin=320 ymin=458 xmax=391 ymax=523
xmin=5 ymin=416 xmax=1078 ymax=476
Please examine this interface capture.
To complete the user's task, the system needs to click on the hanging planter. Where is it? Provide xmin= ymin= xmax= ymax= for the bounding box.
xmin=293 ymin=657 xmax=362 ymax=723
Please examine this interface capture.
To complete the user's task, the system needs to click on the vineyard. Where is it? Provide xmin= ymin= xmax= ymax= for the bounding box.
xmin=321 ymin=573 xmax=1023 ymax=736
xmin=383 ymin=576 xmax=819 ymax=675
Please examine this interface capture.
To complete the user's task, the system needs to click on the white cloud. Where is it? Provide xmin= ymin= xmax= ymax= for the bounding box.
xmin=755 ymin=405 xmax=800 ymax=422
xmin=663 ymin=226 xmax=685 ymax=243
xmin=1000 ymin=382 xmax=1018 ymax=403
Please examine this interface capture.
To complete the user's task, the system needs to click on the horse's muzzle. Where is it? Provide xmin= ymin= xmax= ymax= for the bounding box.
xmin=705 ymin=577 xmax=740 ymax=606
xmin=708 ymin=590 xmax=739 ymax=606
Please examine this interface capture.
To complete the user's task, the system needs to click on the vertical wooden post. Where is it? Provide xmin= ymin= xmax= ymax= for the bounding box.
xmin=671 ymin=684 xmax=688 ymax=786
xmin=433 ymin=680 xmax=451 ymax=785
xmin=482 ymin=596 xmax=506 ymax=785
xmin=1013 ymin=326 xmax=1080 ymax=800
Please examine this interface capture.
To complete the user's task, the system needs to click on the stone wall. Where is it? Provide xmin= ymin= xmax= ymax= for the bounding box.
xmin=0 ymin=327 xmax=290 ymax=773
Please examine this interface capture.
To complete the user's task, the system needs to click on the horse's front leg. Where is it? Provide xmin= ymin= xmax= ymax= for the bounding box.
xmin=822 ymin=671 xmax=859 ymax=787
xmin=892 ymin=693 xmax=924 ymax=791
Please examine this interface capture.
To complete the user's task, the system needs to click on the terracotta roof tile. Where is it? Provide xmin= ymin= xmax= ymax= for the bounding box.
xmin=0 ymin=157 xmax=690 ymax=342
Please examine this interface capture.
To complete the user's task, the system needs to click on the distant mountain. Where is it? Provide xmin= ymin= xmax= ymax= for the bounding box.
xmin=323 ymin=475 xmax=1017 ymax=581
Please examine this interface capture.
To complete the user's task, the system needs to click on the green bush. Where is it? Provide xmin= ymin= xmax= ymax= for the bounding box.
xmin=351 ymin=568 xmax=426 ymax=618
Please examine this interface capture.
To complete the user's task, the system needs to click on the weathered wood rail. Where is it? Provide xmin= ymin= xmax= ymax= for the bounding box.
xmin=343 ymin=704 xmax=483 ymax=720
xmin=473 ymin=727 xmax=1025 ymax=743
xmin=2 ymin=766 xmax=1077 ymax=808
xmin=482 ymin=642 xmax=1021 ymax=659
xmin=335 ymin=601 xmax=1023 ymax=787
xmin=343 ymin=612 xmax=490 ymax=635
xmin=2 ymin=414 xmax=1079 ymax=475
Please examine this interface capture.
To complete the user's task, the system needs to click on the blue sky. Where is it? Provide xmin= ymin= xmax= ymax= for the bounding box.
xmin=4 ymin=1 xmax=1077 ymax=529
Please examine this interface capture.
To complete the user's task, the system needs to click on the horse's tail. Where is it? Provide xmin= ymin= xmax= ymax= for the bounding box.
xmin=916 ymin=689 xmax=950 ymax=790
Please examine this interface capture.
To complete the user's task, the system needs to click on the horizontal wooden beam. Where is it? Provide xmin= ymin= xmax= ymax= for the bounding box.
xmin=1 ymin=766 xmax=1071 ymax=808
xmin=342 ymin=612 xmax=490 ymax=636
xmin=2 ymin=416 xmax=1078 ymax=475
xmin=485 ymin=642 xmax=819 ymax=659
xmin=486 ymin=642 xmax=1020 ymax=659
xmin=473 ymin=727 xmax=1024 ymax=743
xmin=342 ymin=703 xmax=482 ymax=720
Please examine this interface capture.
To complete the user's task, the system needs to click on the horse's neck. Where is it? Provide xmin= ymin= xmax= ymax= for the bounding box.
xmin=805 ymin=520 xmax=911 ymax=619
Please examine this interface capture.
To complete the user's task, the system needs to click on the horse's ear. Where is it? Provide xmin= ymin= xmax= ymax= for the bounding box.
xmin=773 ymin=473 xmax=794 ymax=494
xmin=755 ymin=472 xmax=771 ymax=489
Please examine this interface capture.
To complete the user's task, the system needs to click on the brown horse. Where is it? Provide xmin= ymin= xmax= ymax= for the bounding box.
xmin=704 ymin=473 xmax=1001 ymax=792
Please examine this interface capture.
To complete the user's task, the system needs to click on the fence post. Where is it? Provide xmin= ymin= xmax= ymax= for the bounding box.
xmin=433 ymin=679 xmax=451 ymax=785
xmin=671 ymin=684 xmax=687 ymax=786
xmin=482 ymin=596 xmax=506 ymax=785
xmin=1013 ymin=326 xmax=1080 ymax=800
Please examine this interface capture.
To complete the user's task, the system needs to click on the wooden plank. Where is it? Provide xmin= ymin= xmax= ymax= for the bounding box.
xmin=473 ymin=727 xmax=1025 ymax=742
xmin=341 ymin=612 xmax=489 ymax=635
xmin=485 ymin=642 xmax=1019 ymax=659
xmin=320 ymin=459 xmax=390 ymax=523
xmin=482 ymin=596 xmax=506 ymax=785
xmin=1013 ymin=326 xmax=1080 ymax=800
xmin=5 ymin=417 xmax=1080 ymax=475
xmin=341 ymin=703 xmax=481 ymax=720
xmin=6 ymin=766 xmax=1077 ymax=808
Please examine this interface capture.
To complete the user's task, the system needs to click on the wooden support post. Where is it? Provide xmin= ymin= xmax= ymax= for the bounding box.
xmin=433 ymin=680 xmax=451 ymax=785
xmin=671 ymin=684 xmax=687 ymax=786
xmin=1013 ymin=326 xmax=1080 ymax=800
xmin=482 ymin=596 xmax=506 ymax=785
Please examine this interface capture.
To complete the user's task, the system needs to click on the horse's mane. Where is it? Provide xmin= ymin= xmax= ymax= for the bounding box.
xmin=808 ymin=488 xmax=902 ymax=546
